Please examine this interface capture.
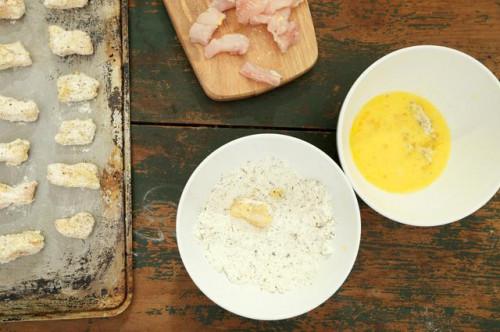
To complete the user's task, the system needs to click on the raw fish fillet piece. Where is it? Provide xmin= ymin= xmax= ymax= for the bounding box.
xmin=204 ymin=34 xmax=250 ymax=59
xmin=239 ymin=61 xmax=282 ymax=86
xmin=267 ymin=7 xmax=291 ymax=35
xmin=272 ymin=20 xmax=299 ymax=52
xmin=265 ymin=7 xmax=299 ymax=52
xmin=189 ymin=7 xmax=226 ymax=46
xmin=210 ymin=0 xmax=235 ymax=12
xmin=249 ymin=14 xmax=271 ymax=25
xmin=197 ymin=7 xmax=226 ymax=25
xmin=236 ymin=0 xmax=269 ymax=24
xmin=265 ymin=0 xmax=302 ymax=14
xmin=189 ymin=23 xmax=218 ymax=46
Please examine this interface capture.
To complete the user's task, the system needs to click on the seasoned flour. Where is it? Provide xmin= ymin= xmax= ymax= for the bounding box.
xmin=196 ymin=158 xmax=335 ymax=293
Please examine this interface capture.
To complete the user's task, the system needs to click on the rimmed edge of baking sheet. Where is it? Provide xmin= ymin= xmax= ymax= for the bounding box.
xmin=0 ymin=0 xmax=133 ymax=322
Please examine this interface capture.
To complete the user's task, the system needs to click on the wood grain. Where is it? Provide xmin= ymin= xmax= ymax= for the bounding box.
xmin=130 ymin=0 xmax=500 ymax=128
xmin=4 ymin=125 xmax=498 ymax=331
xmin=163 ymin=0 xmax=318 ymax=101
xmin=2 ymin=0 xmax=499 ymax=330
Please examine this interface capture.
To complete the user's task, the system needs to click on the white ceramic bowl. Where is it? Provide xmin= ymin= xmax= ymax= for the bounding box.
xmin=337 ymin=45 xmax=500 ymax=227
xmin=177 ymin=134 xmax=361 ymax=320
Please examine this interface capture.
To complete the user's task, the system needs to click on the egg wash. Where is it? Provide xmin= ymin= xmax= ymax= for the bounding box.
xmin=350 ymin=91 xmax=451 ymax=193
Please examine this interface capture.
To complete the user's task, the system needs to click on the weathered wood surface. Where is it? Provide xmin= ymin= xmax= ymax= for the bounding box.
xmin=1 ymin=0 xmax=499 ymax=330
xmin=4 ymin=126 xmax=499 ymax=331
xmin=130 ymin=0 xmax=500 ymax=129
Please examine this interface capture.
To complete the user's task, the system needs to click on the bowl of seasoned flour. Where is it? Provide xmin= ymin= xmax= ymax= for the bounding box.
xmin=177 ymin=134 xmax=361 ymax=320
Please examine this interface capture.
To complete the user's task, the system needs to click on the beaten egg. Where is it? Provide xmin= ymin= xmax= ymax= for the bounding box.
xmin=350 ymin=92 xmax=451 ymax=193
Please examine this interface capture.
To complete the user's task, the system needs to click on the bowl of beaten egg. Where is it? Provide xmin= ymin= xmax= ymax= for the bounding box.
xmin=338 ymin=45 xmax=500 ymax=227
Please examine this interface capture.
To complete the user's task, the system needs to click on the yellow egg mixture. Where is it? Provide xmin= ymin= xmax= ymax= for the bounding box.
xmin=350 ymin=92 xmax=451 ymax=193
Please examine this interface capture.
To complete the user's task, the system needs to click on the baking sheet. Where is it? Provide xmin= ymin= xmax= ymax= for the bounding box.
xmin=0 ymin=0 xmax=131 ymax=320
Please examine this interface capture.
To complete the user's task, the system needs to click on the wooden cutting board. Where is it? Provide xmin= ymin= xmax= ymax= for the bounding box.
xmin=163 ymin=0 xmax=318 ymax=101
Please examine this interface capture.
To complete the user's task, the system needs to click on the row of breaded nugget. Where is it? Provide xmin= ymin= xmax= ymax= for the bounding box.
xmin=0 ymin=0 xmax=101 ymax=264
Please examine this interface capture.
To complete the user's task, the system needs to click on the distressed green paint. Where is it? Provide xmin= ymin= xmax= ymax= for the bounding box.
xmin=145 ymin=308 xmax=163 ymax=316
xmin=129 ymin=125 xmax=499 ymax=330
xmin=4 ymin=1 xmax=500 ymax=331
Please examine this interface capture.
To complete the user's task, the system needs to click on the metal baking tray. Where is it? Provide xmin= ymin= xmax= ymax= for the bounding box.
xmin=0 ymin=0 xmax=132 ymax=322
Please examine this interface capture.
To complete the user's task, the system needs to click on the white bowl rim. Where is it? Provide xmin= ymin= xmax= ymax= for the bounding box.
xmin=176 ymin=133 xmax=361 ymax=320
xmin=336 ymin=44 xmax=500 ymax=227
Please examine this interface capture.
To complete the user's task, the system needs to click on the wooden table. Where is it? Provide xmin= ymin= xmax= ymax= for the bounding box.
xmin=4 ymin=1 xmax=499 ymax=331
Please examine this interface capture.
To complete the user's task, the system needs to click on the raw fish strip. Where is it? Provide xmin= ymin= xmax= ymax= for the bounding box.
xmin=264 ymin=7 xmax=299 ymax=52
xmin=197 ymin=7 xmax=226 ymax=25
xmin=191 ymin=0 xmax=302 ymax=57
xmin=189 ymin=23 xmax=218 ymax=46
xmin=265 ymin=0 xmax=302 ymax=14
xmin=237 ymin=3 xmax=300 ymax=52
xmin=236 ymin=0 xmax=269 ymax=24
xmin=204 ymin=34 xmax=250 ymax=59
xmin=210 ymin=0 xmax=236 ymax=12
xmin=240 ymin=62 xmax=282 ymax=86
xmin=249 ymin=14 xmax=271 ymax=25
xmin=189 ymin=7 xmax=226 ymax=46
xmin=267 ymin=7 xmax=291 ymax=36
xmin=272 ymin=20 xmax=299 ymax=52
